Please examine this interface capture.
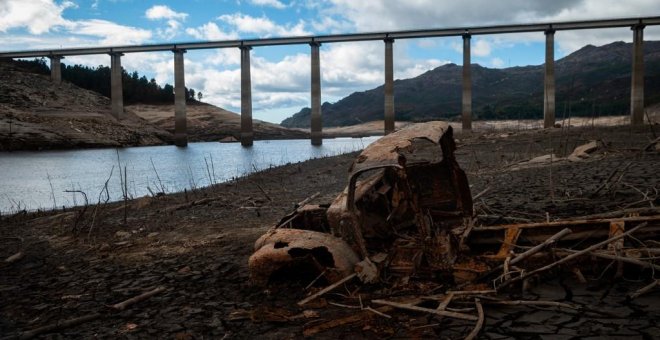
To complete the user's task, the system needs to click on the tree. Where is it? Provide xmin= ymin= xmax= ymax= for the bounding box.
xmin=197 ymin=92 xmax=203 ymax=101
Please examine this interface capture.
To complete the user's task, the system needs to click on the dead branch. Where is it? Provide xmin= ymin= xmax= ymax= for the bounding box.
xmin=4 ymin=313 xmax=101 ymax=340
xmin=302 ymin=306 xmax=394 ymax=337
xmin=627 ymin=280 xmax=660 ymax=300
xmin=436 ymin=293 xmax=454 ymax=311
xmin=474 ymin=215 xmax=659 ymax=231
xmin=4 ymin=251 xmax=24 ymax=264
xmin=476 ymin=296 xmax=578 ymax=309
xmin=591 ymin=161 xmax=632 ymax=197
xmin=555 ymin=249 xmax=660 ymax=272
xmin=254 ymin=182 xmax=272 ymax=202
xmin=472 ymin=186 xmax=491 ymax=201
xmin=498 ymin=222 xmax=649 ymax=290
xmin=109 ymin=286 xmax=166 ymax=311
xmin=446 ymin=290 xmax=496 ymax=296
xmin=479 ymin=228 xmax=572 ymax=282
xmin=296 ymin=191 xmax=320 ymax=209
xmin=364 ymin=306 xmax=391 ymax=319
xmin=298 ymin=273 xmax=356 ymax=306
xmin=464 ymin=298 xmax=484 ymax=340
xmin=565 ymin=207 xmax=660 ymax=221
xmin=371 ymin=299 xmax=478 ymax=321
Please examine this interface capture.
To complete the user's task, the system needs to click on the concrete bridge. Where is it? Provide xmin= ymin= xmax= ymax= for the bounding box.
xmin=1 ymin=16 xmax=659 ymax=147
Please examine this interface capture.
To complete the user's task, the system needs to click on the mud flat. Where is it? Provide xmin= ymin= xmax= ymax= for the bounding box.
xmin=0 ymin=123 xmax=658 ymax=338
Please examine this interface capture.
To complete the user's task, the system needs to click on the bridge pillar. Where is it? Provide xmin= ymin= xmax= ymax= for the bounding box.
xmin=110 ymin=53 xmax=124 ymax=120
xmin=631 ymin=24 xmax=645 ymax=125
xmin=240 ymin=46 xmax=253 ymax=147
xmin=173 ymin=49 xmax=187 ymax=147
xmin=543 ymin=29 xmax=556 ymax=128
xmin=310 ymin=42 xmax=322 ymax=145
xmin=384 ymin=38 xmax=395 ymax=134
xmin=462 ymin=34 xmax=472 ymax=131
xmin=49 ymin=55 xmax=63 ymax=84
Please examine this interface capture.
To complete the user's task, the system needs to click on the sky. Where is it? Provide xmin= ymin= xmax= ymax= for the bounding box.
xmin=1 ymin=0 xmax=659 ymax=124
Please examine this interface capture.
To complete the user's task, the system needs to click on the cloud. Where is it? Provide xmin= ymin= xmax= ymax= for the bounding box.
xmin=472 ymin=39 xmax=492 ymax=57
xmin=490 ymin=57 xmax=505 ymax=68
xmin=0 ymin=0 xmax=75 ymax=34
xmin=145 ymin=5 xmax=188 ymax=39
xmin=323 ymin=0 xmax=660 ymax=54
xmin=249 ymin=0 xmax=287 ymax=9
xmin=185 ymin=22 xmax=239 ymax=41
xmin=70 ymin=19 xmax=152 ymax=45
xmin=145 ymin=5 xmax=188 ymax=21
xmin=218 ymin=13 xmax=310 ymax=37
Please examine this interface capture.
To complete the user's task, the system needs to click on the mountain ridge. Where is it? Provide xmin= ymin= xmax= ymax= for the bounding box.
xmin=281 ymin=41 xmax=660 ymax=128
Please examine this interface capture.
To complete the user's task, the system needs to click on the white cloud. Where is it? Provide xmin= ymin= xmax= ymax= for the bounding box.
xmin=145 ymin=5 xmax=188 ymax=21
xmin=71 ymin=19 xmax=152 ymax=45
xmin=249 ymin=0 xmax=287 ymax=9
xmin=218 ymin=13 xmax=310 ymax=37
xmin=309 ymin=16 xmax=352 ymax=34
xmin=491 ymin=57 xmax=505 ymax=68
xmin=472 ymin=39 xmax=492 ymax=57
xmin=145 ymin=5 xmax=187 ymax=39
xmin=185 ymin=22 xmax=239 ymax=41
xmin=0 ymin=0 xmax=75 ymax=34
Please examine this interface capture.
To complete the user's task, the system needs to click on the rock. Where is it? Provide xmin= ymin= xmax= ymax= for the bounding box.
xmin=218 ymin=136 xmax=239 ymax=143
xmin=568 ymin=140 xmax=604 ymax=161
xmin=115 ymin=231 xmax=131 ymax=239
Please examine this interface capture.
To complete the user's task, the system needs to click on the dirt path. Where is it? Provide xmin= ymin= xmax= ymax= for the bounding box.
xmin=1 ymin=124 xmax=658 ymax=338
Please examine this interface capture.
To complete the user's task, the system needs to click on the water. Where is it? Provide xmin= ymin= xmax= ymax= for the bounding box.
xmin=0 ymin=137 xmax=379 ymax=214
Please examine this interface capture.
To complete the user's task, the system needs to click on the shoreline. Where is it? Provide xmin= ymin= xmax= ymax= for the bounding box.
xmin=1 ymin=123 xmax=658 ymax=338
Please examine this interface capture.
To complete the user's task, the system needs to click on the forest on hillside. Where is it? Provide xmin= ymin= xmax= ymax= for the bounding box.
xmin=14 ymin=58 xmax=202 ymax=105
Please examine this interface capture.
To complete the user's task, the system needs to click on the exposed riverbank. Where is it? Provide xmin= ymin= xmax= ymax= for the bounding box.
xmin=1 ymin=124 xmax=658 ymax=338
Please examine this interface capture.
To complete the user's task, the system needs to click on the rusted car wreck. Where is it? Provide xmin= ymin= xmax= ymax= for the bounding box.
xmin=249 ymin=121 xmax=660 ymax=291
xmin=249 ymin=121 xmax=474 ymax=286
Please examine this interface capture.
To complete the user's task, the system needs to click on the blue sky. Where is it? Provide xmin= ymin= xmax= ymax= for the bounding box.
xmin=1 ymin=0 xmax=659 ymax=123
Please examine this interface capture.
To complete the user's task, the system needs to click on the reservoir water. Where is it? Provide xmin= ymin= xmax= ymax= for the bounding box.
xmin=0 ymin=137 xmax=379 ymax=214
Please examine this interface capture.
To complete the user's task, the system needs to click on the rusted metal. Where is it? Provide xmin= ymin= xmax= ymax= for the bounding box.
xmin=248 ymin=120 xmax=660 ymax=291
xmin=249 ymin=121 xmax=473 ymax=286
xmin=249 ymin=228 xmax=359 ymax=286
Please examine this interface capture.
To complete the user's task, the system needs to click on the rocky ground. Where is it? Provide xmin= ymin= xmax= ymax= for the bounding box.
xmin=0 ymin=123 xmax=659 ymax=339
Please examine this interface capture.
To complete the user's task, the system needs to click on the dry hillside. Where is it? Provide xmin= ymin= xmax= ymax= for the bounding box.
xmin=0 ymin=61 xmax=173 ymax=151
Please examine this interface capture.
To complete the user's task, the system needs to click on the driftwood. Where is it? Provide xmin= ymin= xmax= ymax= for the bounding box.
xmin=4 ymin=313 xmax=102 ymax=340
xmin=591 ymin=161 xmax=632 ymax=197
xmin=464 ymin=299 xmax=484 ymax=340
xmin=474 ymin=215 xmax=659 ymax=232
xmin=302 ymin=306 xmax=394 ymax=337
xmin=477 ymin=296 xmax=578 ymax=309
xmin=298 ymin=273 xmax=356 ymax=306
xmin=4 ymin=251 xmax=24 ymax=264
xmin=371 ymin=299 xmax=478 ymax=321
xmin=296 ymin=192 xmax=321 ymax=209
xmin=498 ymin=222 xmax=649 ymax=290
xmin=436 ymin=293 xmax=454 ymax=311
xmin=564 ymin=208 xmax=650 ymax=221
xmin=110 ymin=286 xmax=166 ymax=311
xmin=556 ymin=249 xmax=660 ymax=272
xmin=479 ymin=228 xmax=572 ymax=282
xmin=627 ymin=280 xmax=659 ymax=300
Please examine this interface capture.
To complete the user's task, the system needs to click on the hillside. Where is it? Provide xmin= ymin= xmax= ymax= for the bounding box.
xmin=0 ymin=60 xmax=173 ymax=151
xmin=0 ymin=60 xmax=307 ymax=151
xmin=129 ymin=103 xmax=307 ymax=141
xmin=281 ymin=41 xmax=660 ymax=128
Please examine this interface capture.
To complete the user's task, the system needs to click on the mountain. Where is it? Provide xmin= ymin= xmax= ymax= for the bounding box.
xmin=281 ymin=41 xmax=660 ymax=128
